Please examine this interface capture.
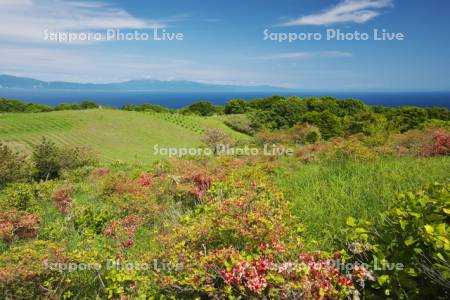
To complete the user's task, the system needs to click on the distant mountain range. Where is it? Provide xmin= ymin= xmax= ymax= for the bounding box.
xmin=0 ymin=74 xmax=289 ymax=92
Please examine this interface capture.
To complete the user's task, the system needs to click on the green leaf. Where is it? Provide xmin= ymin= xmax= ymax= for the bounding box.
xmin=400 ymin=220 xmax=408 ymax=230
xmin=424 ymin=225 xmax=434 ymax=234
xmin=444 ymin=208 xmax=450 ymax=215
xmin=436 ymin=252 xmax=446 ymax=262
xmin=346 ymin=217 xmax=357 ymax=227
xmin=405 ymin=267 xmax=418 ymax=276
xmin=404 ymin=236 xmax=416 ymax=246
xmin=378 ymin=275 xmax=390 ymax=285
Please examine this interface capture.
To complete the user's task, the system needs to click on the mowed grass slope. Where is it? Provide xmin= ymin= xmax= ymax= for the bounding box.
xmin=0 ymin=109 xmax=248 ymax=162
xmin=275 ymin=156 xmax=450 ymax=249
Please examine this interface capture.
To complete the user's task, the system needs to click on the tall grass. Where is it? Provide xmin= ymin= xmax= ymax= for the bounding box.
xmin=274 ymin=156 xmax=450 ymax=249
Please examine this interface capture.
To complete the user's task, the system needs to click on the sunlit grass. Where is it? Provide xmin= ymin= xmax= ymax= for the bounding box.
xmin=274 ymin=156 xmax=450 ymax=249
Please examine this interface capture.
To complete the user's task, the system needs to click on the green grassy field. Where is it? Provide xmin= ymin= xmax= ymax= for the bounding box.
xmin=274 ymin=156 xmax=450 ymax=249
xmin=0 ymin=109 xmax=249 ymax=162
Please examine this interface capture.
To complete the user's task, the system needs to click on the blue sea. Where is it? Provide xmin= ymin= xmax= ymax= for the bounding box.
xmin=0 ymin=89 xmax=449 ymax=109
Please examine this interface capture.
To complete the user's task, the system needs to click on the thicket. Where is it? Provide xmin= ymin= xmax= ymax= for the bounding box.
xmin=0 ymin=98 xmax=98 ymax=113
xmin=0 ymin=138 xmax=97 ymax=186
xmin=121 ymin=96 xmax=449 ymax=142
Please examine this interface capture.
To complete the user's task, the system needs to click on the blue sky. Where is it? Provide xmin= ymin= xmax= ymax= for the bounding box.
xmin=0 ymin=0 xmax=449 ymax=91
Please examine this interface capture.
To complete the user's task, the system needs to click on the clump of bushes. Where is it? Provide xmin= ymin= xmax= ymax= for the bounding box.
xmin=291 ymin=123 xmax=322 ymax=144
xmin=152 ymin=167 xmax=370 ymax=299
xmin=0 ymin=98 xmax=98 ymax=113
xmin=1 ymin=183 xmax=39 ymax=212
xmin=1 ymin=139 xmax=97 ymax=184
xmin=387 ymin=128 xmax=450 ymax=157
xmin=0 ymin=210 xmax=40 ymax=242
xmin=345 ymin=182 xmax=450 ymax=299
xmin=201 ymin=129 xmax=233 ymax=154
xmin=224 ymin=98 xmax=249 ymax=114
xmin=181 ymin=101 xmax=221 ymax=116
xmin=0 ymin=143 xmax=32 ymax=188
xmin=122 ymin=103 xmax=173 ymax=113
xmin=51 ymin=183 xmax=74 ymax=215
xmin=421 ymin=128 xmax=450 ymax=156
xmin=32 ymin=137 xmax=97 ymax=180
xmin=223 ymin=114 xmax=254 ymax=135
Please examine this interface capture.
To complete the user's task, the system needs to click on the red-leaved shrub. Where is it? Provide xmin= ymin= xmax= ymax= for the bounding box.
xmin=421 ymin=128 xmax=450 ymax=156
xmin=0 ymin=211 xmax=40 ymax=242
xmin=51 ymin=183 xmax=74 ymax=214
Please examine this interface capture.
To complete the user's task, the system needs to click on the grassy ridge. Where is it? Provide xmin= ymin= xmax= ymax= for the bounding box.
xmin=275 ymin=156 xmax=450 ymax=249
xmin=0 ymin=109 xmax=248 ymax=162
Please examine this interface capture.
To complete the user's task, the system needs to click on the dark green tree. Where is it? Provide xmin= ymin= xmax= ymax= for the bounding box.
xmin=301 ymin=110 xmax=343 ymax=139
xmin=32 ymin=137 xmax=61 ymax=180
xmin=183 ymin=101 xmax=216 ymax=116
xmin=224 ymin=99 xmax=248 ymax=114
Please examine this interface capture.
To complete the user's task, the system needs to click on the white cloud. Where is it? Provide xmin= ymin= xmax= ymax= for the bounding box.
xmin=0 ymin=0 xmax=166 ymax=42
xmin=278 ymin=0 xmax=393 ymax=26
xmin=258 ymin=51 xmax=352 ymax=60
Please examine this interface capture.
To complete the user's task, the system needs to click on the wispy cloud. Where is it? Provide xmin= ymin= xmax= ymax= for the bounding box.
xmin=0 ymin=0 xmax=166 ymax=42
xmin=278 ymin=0 xmax=393 ymax=26
xmin=258 ymin=51 xmax=352 ymax=60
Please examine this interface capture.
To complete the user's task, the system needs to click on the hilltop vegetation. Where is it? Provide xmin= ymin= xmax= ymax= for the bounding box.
xmin=0 ymin=109 xmax=249 ymax=162
xmin=0 ymin=96 xmax=449 ymax=299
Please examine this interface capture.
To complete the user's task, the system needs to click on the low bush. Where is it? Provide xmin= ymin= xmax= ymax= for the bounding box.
xmin=153 ymin=167 xmax=369 ymax=299
xmin=224 ymin=98 xmax=249 ymax=114
xmin=387 ymin=128 xmax=450 ymax=157
xmin=51 ymin=183 xmax=74 ymax=215
xmin=182 ymin=101 xmax=218 ymax=116
xmin=224 ymin=114 xmax=255 ymax=135
xmin=255 ymin=129 xmax=291 ymax=146
xmin=0 ymin=143 xmax=32 ymax=188
xmin=33 ymin=137 xmax=98 ymax=181
xmin=32 ymin=138 xmax=61 ymax=180
xmin=201 ymin=129 xmax=233 ymax=154
xmin=421 ymin=128 xmax=450 ymax=157
xmin=0 ymin=210 xmax=40 ymax=242
xmin=291 ymin=123 xmax=322 ymax=144
xmin=0 ymin=182 xmax=39 ymax=212
xmin=345 ymin=182 xmax=450 ymax=299
xmin=72 ymin=205 xmax=115 ymax=236
xmin=58 ymin=145 xmax=98 ymax=171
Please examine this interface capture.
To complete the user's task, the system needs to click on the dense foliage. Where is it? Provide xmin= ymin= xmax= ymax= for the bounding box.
xmin=181 ymin=100 xmax=222 ymax=116
xmin=0 ymin=98 xmax=98 ymax=113
xmin=345 ymin=182 xmax=450 ymax=299
xmin=0 ymin=96 xmax=449 ymax=299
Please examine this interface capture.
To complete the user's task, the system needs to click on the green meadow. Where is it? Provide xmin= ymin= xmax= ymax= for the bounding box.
xmin=275 ymin=156 xmax=450 ymax=249
xmin=0 ymin=109 xmax=249 ymax=162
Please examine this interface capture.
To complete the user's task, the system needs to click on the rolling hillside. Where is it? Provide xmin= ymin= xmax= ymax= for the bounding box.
xmin=0 ymin=109 xmax=250 ymax=162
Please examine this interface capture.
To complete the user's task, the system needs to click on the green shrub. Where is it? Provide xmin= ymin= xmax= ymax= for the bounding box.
xmin=255 ymin=129 xmax=291 ymax=145
xmin=182 ymin=101 xmax=217 ymax=116
xmin=58 ymin=145 xmax=98 ymax=171
xmin=389 ymin=107 xmax=428 ymax=132
xmin=201 ymin=129 xmax=233 ymax=154
xmin=72 ymin=205 xmax=115 ymax=236
xmin=422 ymin=119 xmax=450 ymax=131
xmin=301 ymin=110 xmax=344 ymax=139
xmin=223 ymin=114 xmax=254 ymax=135
xmin=32 ymin=137 xmax=61 ymax=180
xmin=32 ymin=138 xmax=98 ymax=181
xmin=224 ymin=98 xmax=248 ymax=114
xmin=0 ymin=183 xmax=38 ymax=212
xmin=345 ymin=182 xmax=450 ymax=299
xmin=154 ymin=167 xmax=366 ymax=299
xmin=0 ymin=143 xmax=32 ymax=188
xmin=291 ymin=123 xmax=321 ymax=144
